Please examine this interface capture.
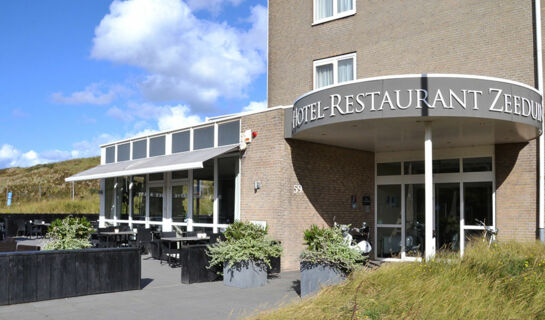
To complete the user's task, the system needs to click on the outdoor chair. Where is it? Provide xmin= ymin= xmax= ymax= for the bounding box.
xmin=149 ymin=239 xmax=162 ymax=260
xmin=159 ymin=232 xmax=178 ymax=264
xmin=136 ymin=229 xmax=152 ymax=254
xmin=15 ymin=220 xmax=26 ymax=237
xmin=208 ymin=233 xmax=224 ymax=244
xmin=161 ymin=231 xmax=176 ymax=238
xmin=30 ymin=224 xmax=42 ymax=239
xmin=90 ymin=232 xmax=100 ymax=248
xmin=25 ymin=222 xmax=32 ymax=238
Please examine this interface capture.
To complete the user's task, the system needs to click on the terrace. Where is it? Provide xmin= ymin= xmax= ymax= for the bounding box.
xmin=0 ymin=251 xmax=300 ymax=320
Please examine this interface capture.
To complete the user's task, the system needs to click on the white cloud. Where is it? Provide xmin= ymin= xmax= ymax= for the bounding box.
xmin=107 ymin=102 xmax=203 ymax=134
xmin=242 ymin=100 xmax=267 ymax=113
xmin=0 ymin=134 xmax=119 ymax=169
xmin=157 ymin=105 xmax=202 ymax=130
xmin=52 ymin=83 xmax=129 ymax=105
xmin=107 ymin=106 xmax=134 ymax=122
xmin=186 ymin=0 xmax=244 ymax=15
xmin=91 ymin=0 xmax=267 ymax=112
xmin=70 ymin=133 xmax=119 ymax=159
xmin=0 ymin=144 xmax=69 ymax=168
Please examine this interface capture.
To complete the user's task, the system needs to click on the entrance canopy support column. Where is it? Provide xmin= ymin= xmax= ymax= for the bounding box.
xmin=425 ymin=122 xmax=435 ymax=260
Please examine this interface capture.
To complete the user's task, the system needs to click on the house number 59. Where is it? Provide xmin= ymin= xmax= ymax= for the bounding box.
xmin=294 ymin=185 xmax=303 ymax=193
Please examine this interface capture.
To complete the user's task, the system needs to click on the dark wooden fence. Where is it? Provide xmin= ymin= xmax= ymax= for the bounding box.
xmin=0 ymin=247 xmax=140 ymax=305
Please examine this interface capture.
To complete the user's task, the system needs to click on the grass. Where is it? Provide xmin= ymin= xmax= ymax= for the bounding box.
xmin=0 ymin=157 xmax=100 ymax=213
xmin=0 ymin=195 xmax=100 ymax=214
xmin=249 ymin=240 xmax=545 ymax=320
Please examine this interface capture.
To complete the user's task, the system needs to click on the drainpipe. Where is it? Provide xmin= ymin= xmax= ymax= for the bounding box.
xmin=536 ymin=0 xmax=544 ymax=242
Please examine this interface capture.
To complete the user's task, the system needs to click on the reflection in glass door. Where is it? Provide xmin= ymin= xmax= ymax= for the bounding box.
xmin=149 ymin=186 xmax=164 ymax=222
xmin=405 ymin=184 xmax=425 ymax=257
xmin=376 ymin=185 xmax=402 ymax=258
xmin=435 ymin=183 xmax=460 ymax=252
xmin=172 ymin=184 xmax=188 ymax=222
xmin=376 ymin=154 xmax=494 ymax=260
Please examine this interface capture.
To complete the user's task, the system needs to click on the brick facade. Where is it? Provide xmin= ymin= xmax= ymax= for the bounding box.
xmin=269 ymin=0 xmax=537 ymax=107
xmin=495 ymin=141 xmax=539 ymax=241
xmin=240 ymin=108 xmax=374 ymax=270
xmin=260 ymin=0 xmax=543 ymax=268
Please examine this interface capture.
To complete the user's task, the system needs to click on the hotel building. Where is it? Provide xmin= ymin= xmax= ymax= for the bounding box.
xmin=68 ymin=0 xmax=545 ymax=270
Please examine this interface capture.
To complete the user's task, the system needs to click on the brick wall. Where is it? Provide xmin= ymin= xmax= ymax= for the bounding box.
xmin=495 ymin=141 xmax=538 ymax=241
xmin=268 ymin=0 xmax=541 ymax=246
xmin=269 ymin=0 xmax=536 ymax=107
xmin=240 ymin=108 xmax=374 ymax=270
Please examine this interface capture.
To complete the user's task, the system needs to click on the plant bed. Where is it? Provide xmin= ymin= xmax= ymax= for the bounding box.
xmin=223 ymin=260 xmax=268 ymax=288
xmin=299 ymin=225 xmax=366 ymax=297
xmin=207 ymin=221 xmax=282 ymax=289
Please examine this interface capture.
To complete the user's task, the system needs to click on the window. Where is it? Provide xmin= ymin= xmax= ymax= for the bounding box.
xmin=377 ymin=162 xmax=401 ymax=176
xmin=314 ymin=0 xmax=355 ymax=24
xmin=149 ymin=136 xmax=165 ymax=157
xmin=149 ymin=186 xmax=163 ymax=222
xmin=132 ymin=140 xmax=147 ymax=160
xmin=194 ymin=126 xmax=214 ymax=150
xmin=218 ymin=121 xmax=240 ymax=146
xmin=172 ymin=131 xmax=190 ymax=153
xmin=104 ymin=178 xmax=115 ymax=219
xmin=117 ymin=143 xmax=130 ymax=162
xmin=314 ymin=53 xmax=356 ymax=89
xmin=463 ymin=157 xmax=492 ymax=172
xmin=105 ymin=146 xmax=115 ymax=164
xmin=193 ymin=160 xmax=214 ymax=223
xmin=116 ymin=177 xmax=130 ymax=220
xmin=131 ymin=176 xmax=146 ymax=221
xmin=218 ymin=157 xmax=238 ymax=224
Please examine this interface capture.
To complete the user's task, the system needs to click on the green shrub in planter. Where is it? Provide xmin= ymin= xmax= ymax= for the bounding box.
xmin=300 ymin=224 xmax=366 ymax=274
xmin=44 ymin=216 xmax=94 ymax=250
xmin=207 ymin=221 xmax=282 ymax=272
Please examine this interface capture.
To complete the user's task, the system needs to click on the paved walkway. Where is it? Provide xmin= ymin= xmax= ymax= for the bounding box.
xmin=0 ymin=255 xmax=300 ymax=320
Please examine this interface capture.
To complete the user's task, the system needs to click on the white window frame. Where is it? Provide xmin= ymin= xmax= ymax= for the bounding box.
xmin=313 ymin=0 xmax=356 ymax=26
xmin=313 ymin=53 xmax=357 ymax=90
xmin=374 ymin=146 xmax=495 ymax=261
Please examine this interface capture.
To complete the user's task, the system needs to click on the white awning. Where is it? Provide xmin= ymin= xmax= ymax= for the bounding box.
xmin=65 ymin=145 xmax=238 ymax=182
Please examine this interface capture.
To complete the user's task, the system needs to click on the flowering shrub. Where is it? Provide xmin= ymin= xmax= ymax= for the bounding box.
xmin=207 ymin=221 xmax=282 ymax=271
xmin=44 ymin=216 xmax=94 ymax=250
xmin=300 ymin=224 xmax=365 ymax=274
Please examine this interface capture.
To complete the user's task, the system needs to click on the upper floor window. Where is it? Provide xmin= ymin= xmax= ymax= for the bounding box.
xmin=313 ymin=53 xmax=356 ymax=89
xmin=314 ymin=0 xmax=355 ymax=24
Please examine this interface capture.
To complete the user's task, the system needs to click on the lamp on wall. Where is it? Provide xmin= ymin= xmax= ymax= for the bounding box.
xmin=254 ymin=181 xmax=261 ymax=192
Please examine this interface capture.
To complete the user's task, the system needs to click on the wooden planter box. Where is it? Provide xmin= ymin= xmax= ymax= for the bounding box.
xmin=300 ymin=262 xmax=346 ymax=297
xmin=0 ymin=247 xmax=140 ymax=305
xmin=180 ymin=244 xmax=220 ymax=284
xmin=223 ymin=260 xmax=267 ymax=288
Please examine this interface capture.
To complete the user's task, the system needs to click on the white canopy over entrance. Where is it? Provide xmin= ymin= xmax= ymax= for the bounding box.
xmin=287 ymin=74 xmax=543 ymax=259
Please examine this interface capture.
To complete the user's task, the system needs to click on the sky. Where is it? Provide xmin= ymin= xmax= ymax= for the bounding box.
xmin=0 ymin=0 xmax=268 ymax=169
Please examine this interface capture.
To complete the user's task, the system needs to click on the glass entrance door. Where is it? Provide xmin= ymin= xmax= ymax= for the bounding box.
xmin=376 ymin=153 xmax=494 ymax=260
xmin=434 ymin=183 xmax=460 ymax=252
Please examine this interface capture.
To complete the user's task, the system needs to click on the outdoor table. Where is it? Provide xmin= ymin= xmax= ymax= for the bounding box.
xmin=161 ymin=236 xmax=210 ymax=266
xmin=31 ymin=222 xmax=51 ymax=238
xmin=99 ymin=231 xmax=137 ymax=247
